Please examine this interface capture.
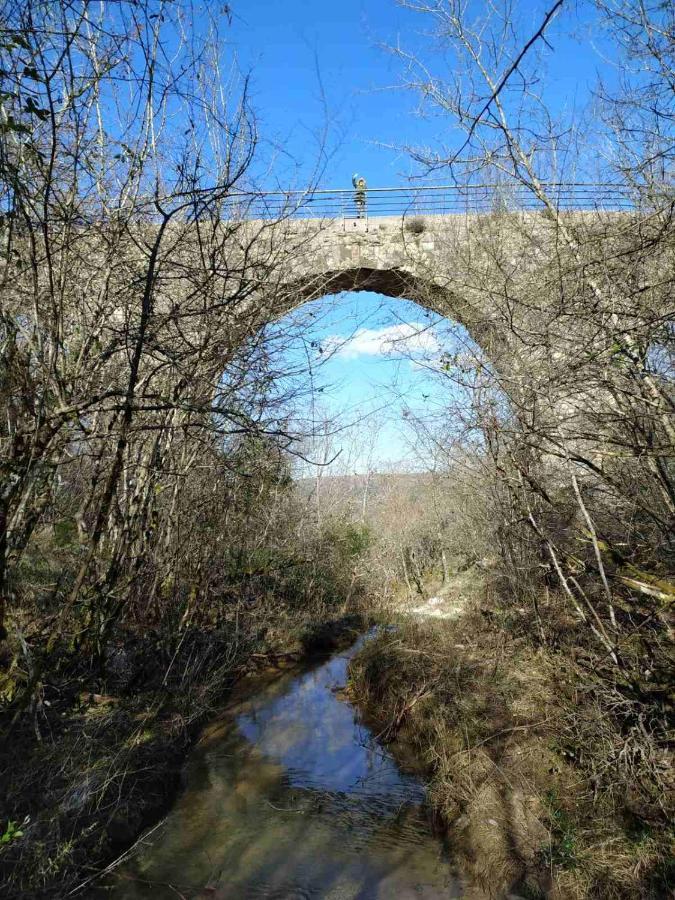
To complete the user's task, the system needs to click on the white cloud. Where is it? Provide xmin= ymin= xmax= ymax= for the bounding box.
xmin=324 ymin=322 xmax=439 ymax=360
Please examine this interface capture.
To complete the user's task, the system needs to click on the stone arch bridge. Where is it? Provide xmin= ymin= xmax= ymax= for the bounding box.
xmin=232 ymin=183 xmax=632 ymax=369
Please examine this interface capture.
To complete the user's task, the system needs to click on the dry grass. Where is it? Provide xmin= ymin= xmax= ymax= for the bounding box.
xmin=0 ymin=608 xmax=365 ymax=899
xmin=349 ymin=591 xmax=673 ymax=899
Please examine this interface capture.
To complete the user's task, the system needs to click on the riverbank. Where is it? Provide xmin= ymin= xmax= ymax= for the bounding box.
xmin=348 ymin=588 xmax=672 ymax=899
xmin=4 ymin=575 xmax=671 ymax=899
xmin=100 ymin=627 xmax=459 ymax=899
xmin=0 ymin=612 xmax=365 ymax=899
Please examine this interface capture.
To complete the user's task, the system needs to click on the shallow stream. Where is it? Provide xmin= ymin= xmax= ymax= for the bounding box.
xmin=103 ymin=635 xmax=461 ymax=898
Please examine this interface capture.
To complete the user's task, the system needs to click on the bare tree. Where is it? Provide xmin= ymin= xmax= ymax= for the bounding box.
xmin=0 ymin=0 xmax=343 ymax=681
xmin=386 ymin=0 xmax=673 ymax=664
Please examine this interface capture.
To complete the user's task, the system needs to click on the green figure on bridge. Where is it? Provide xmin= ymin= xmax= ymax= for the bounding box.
xmin=352 ymin=173 xmax=367 ymax=218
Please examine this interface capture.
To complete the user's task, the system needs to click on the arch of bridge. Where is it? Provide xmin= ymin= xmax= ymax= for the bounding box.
xmin=274 ymin=215 xmax=503 ymax=356
xmin=231 ymin=205 xmax=625 ymax=447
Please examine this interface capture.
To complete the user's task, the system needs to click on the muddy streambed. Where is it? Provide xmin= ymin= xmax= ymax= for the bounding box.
xmin=100 ymin=634 xmax=462 ymax=898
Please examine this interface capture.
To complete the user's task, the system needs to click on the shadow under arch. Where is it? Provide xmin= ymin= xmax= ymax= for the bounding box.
xmin=278 ymin=266 xmax=506 ymax=367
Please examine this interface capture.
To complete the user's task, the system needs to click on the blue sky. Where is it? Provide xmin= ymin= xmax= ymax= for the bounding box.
xmin=266 ymin=291 xmax=480 ymax=473
xmin=222 ymin=0 xmax=619 ymax=471
xmin=228 ymin=0 xmax=616 ymax=191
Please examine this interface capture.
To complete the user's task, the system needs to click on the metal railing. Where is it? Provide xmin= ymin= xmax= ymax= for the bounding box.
xmin=224 ymin=183 xmax=639 ymax=222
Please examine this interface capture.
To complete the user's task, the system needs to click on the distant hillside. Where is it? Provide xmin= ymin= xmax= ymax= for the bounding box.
xmin=292 ymin=471 xmax=444 ymax=522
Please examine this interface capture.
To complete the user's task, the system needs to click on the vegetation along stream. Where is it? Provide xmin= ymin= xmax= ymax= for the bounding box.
xmin=100 ymin=635 xmax=461 ymax=899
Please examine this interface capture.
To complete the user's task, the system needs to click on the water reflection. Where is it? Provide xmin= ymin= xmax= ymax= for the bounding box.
xmin=103 ymin=637 xmax=462 ymax=899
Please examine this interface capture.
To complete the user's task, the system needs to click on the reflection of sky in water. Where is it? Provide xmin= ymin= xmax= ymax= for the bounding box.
xmin=237 ymin=647 xmax=424 ymax=802
xmin=102 ymin=637 xmax=460 ymax=899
